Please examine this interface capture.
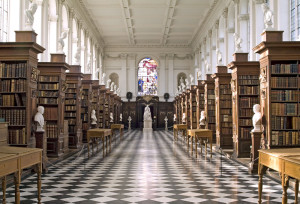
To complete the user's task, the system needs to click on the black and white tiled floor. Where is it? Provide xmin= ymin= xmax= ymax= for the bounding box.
xmin=2 ymin=130 xmax=297 ymax=203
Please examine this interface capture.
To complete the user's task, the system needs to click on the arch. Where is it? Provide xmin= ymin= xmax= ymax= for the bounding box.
xmin=177 ymin=72 xmax=187 ymax=87
xmin=109 ymin=73 xmax=119 ymax=87
xmin=137 ymin=57 xmax=158 ymax=96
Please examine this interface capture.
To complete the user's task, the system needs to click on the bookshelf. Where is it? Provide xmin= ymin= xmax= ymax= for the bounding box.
xmin=37 ymin=53 xmax=69 ymax=157
xmin=189 ymin=86 xmax=197 ymax=129
xmin=185 ymin=89 xmax=191 ymax=127
xmin=202 ymin=74 xmax=216 ymax=142
xmin=65 ymin=65 xmax=83 ymax=149
xmin=253 ymin=31 xmax=300 ymax=148
xmin=104 ymin=89 xmax=110 ymax=128
xmin=81 ymin=74 xmax=92 ymax=142
xmin=196 ymin=82 xmax=205 ymax=129
xmin=181 ymin=93 xmax=186 ymax=124
xmin=0 ymin=31 xmax=45 ymax=147
xmin=99 ymin=85 xmax=106 ymax=128
xmin=212 ymin=66 xmax=233 ymax=150
xmin=91 ymin=80 xmax=100 ymax=128
xmin=174 ymin=97 xmax=178 ymax=124
xmin=228 ymin=53 xmax=260 ymax=158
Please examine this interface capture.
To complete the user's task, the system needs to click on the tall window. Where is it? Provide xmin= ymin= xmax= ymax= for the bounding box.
xmin=290 ymin=0 xmax=300 ymax=40
xmin=0 ymin=0 xmax=9 ymax=42
xmin=138 ymin=57 xmax=158 ymax=96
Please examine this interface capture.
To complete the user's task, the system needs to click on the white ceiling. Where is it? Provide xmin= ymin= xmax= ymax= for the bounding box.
xmin=81 ymin=0 xmax=217 ymax=47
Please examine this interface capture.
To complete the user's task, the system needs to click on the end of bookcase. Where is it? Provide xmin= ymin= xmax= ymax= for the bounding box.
xmin=261 ymin=30 xmax=283 ymax=42
xmin=15 ymin=31 xmax=37 ymax=43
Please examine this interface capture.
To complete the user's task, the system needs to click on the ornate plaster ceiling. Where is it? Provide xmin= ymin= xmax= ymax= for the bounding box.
xmin=81 ymin=0 xmax=217 ymax=47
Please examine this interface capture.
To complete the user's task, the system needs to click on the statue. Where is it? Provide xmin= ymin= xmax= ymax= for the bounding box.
xmin=143 ymin=105 xmax=152 ymax=121
xmin=164 ymin=116 xmax=168 ymax=131
xmin=252 ymin=104 xmax=263 ymax=132
xmin=128 ymin=116 xmax=132 ymax=130
xmin=114 ymin=85 xmax=117 ymax=94
xmin=185 ymin=78 xmax=190 ymax=90
xmin=34 ymin=106 xmax=45 ymax=132
xmin=110 ymin=112 xmax=114 ymax=123
xmin=101 ymin=73 xmax=106 ymax=85
xmin=181 ymin=81 xmax=186 ymax=92
xmin=25 ymin=0 xmax=37 ymax=30
xmin=182 ymin=113 xmax=186 ymax=124
xmin=178 ymin=85 xmax=182 ymax=94
xmin=180 ymin=77 xmax=184 ymax=85
xmin=57 ymin=30 xmax=69 ymax=53
xmin=74 ymin=47 xmax=80 ymax=65
xmin=120 ymin=113 xmax=122 ymax=122
xmin=91 ymin=110 xmax=97 ymax=125
xmin=87 ymin=54 xmax=91 ymax=71
xmin=262 ymin=3 xmax=273 ymax=31
xmin=189 ymin=74 xmax=194 ymax=85
xmin=110 ymin=82 xmax=115 ymax=92
xmin=234 ymin=33 xmax=242 ymax=52
xmin=216 ymin=48 xmax=223 ymax=65
xmin=117 ymin=88 xmax=120 ymax=96
xmin=175 ymin=89 xmax=178 ymax=96
xmin=106 ymin=79 xmax=111 ymax=89
xmin=205 ymin=60 xmax=211 ymax=72
xmin=173 ymin=114 xmax=176 ymax=122
xmin=199 ymin=111 xmax=206 ymax=126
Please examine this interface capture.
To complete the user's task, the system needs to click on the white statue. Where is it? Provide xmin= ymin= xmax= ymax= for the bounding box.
xmin=143 ymin=105 xmax=152 ymax=121
xmin=205 ymin=60 xmax=211 ymax=72
xmin=106 ymin=79 xmax=111 ymax=89
xmin=34 ymin=106 xmax=45 ymax=132
xmin=128 ymin=116 xmax=132 ymax=130
xmin=101 ymin=73 xmax=106 ymax=85
xmin=189 ymin=74 xmax=194 ymax=85
xmin=57 ymin=30 xmax=69 ymax=53
xmin=175 ymin=89 xmax=178 ymax=96
xmin=87 ymin=53 xmax=91 ymax=71
xmin=262 ymin=3 xmax=273 ymax=31
xmin=120 ymin=114 xmax=122 ymax=122
xmin=164 ymin=116 xmax=168 ymax=131
xmin=252 ymin=104 xmax=263 ymax=132
xmin=216 ymin=48 xmax=223 ymax=65
xmin=117 ymin=88 xmax=120 ymax=96
xmin=185 ymin=78 xmax=190 ymax=90
xmin=180 ymin=77 xmax=184 ymax=85
xmin=114 ymin=85 xmax=117 ymax=94
xmin=25 ymin=0 xmax=37 ymax=30
xmin=173 ymin=114 xmax=177 ymax=122
xmin=178 ymin=85 xmax=182 ymax=94
xmin=110 ymin=112 xmax=114 ymax=123
xmin=110 ymin=82 xmax=115 ymax=92
xmin=199 ymin=111 xmax=206 ymax=126
xmin=91 ymin=109 xmax=97 ymax=125
xmin=182 ymin=113 xmax=186 ymax=123
xmin=181 ymin=82 xmax=186 ymax=92
xmin=74 ymin=47 xmax=80 ymax=65
xmin=234 ymin=33 xmax=242 ymax=52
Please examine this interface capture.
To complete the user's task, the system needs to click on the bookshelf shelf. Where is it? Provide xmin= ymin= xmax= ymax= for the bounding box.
xmin=196 ymin=82 xmax=205 ymax=129
xmin=189 ymin=86 xmax=197 ymax=129
xmin=81 ymin=74 xmax=92 ymax=142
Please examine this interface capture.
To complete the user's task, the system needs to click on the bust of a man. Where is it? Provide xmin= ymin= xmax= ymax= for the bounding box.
xmin=110 ymin=112 xmax=114 ymax=123
xmin=199 ymin=111 xmax=206 ymax=126
xmin=182 ymin=113 xmax=186 ymax=123
xmin=120 ymin=113 xmax=122 ymax=122
xmin=34 ymin=106 xmax=45 ymax=132
xmin=144 ymin=105 xmax=152 ymax=121
xmin=106 ymin=79 xmax=111 ymax=89
xmin=91 ymin=109 xmax=97 ymax=124
xmin=252 ymin=104 xmax=263 ymax=132
xmin=110 ymin=82 xmax=115 ymax=92
xmin=173 ymin=114 xmax=176 ymax=122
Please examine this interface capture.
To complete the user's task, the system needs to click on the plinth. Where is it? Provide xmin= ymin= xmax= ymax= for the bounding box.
xmin=143 ymin=120 xmax=153 ymax=133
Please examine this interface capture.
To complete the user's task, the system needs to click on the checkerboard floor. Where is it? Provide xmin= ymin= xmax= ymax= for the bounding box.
xmin=2 ymin=130 xmax=298 ymax=203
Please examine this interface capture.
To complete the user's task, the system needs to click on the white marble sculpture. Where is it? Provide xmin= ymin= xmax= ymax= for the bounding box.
xmin=234 ymin=33 xmax=242 ymax=52
xmin=74 ymin=47 xmax=80 ymax=65
xmin=185 ymin=78 xmax=190 ymax=90
xmin=25 ymin=0 xmax=37 ymax=30
xmin=110 ymin=82 xmax=115 ymax=92
xmin=178 ymin=86 xmax=182 ymax=94
xmin=262 ymin=3 xmax=273 ymax=31
xmin=120 ymin=113 xmax=122 ymax=122
xmin=180 ymin=77 xmax=184 ymax=85
xmin=182 ymin=113 xmax=186 ymax=124
xmin=164 ymin=116 xmax=168 ymax=131
xmin=181 ymin=82 xmax=186 ymax=92
xmin=143 ymin=105 xmax=152 ymax=121
xmin=173 ymin=114 xmax=177 ymax=122
xmin=34 ymin=106 xmax=45 ymax=132
xmin=113 ymin=85 xmax=117 ymax=94
xmin=117 ymin=88 xmax=120 ymax=96
xmin=199 ymin=111 xmax=206 ymax=126
xmin=106 ymin=79 xmax=111 ymax=89
xmin=110 ymin=112 xmax=114 ymax=123
xmin=189 ymin=74 xmax=194 ymax=85
xmin=128 ymin=116 xmax=132 ymax=130
xmin=143 ymin=105 xmax=152 ymax=132
xmin=216 ymin=48 xmax=223 ymax=65
xmin=91 ymin=109 xmax=97 ymax=124
xmin=57 ymin=29 xmax=68 ymax=53
xmin=101 ymin=73 xmax=106 ymax=85
xmin=252 ymin=104 xmax=263 ymax=132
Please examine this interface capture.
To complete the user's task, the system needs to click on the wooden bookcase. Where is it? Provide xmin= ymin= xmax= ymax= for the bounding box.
xmin=202 ymin=74 xmax=216 ymax=142
xmin=104 ymin=89 xmax=111 ymax=128
xmin=109 ymin=92 xmax=115 ymax=126
xmin=185 ymin=90 xmax=191 ymax=127
xmin=196 ymin=82 xmax=205 ymax=128
xmin=65 ymin=65 xmax=83 ymax=149
xmin=174 ymin=97 xmax=179 ymax=124
xmin=181 ymin=93 xmax=186 ymax=124
xmin=0 ymin=31 xmax=45 ymax=147
xmin=212 ymin=66 xmax=233 ymax=150
xmin=253 ymin=31 xmax=300 ymax=148
xmin=37 ymin=54 xmax=69 ymax=157
xmin=91 ymin=80 xmax=100 ymax=128
xmin=98 ymin=85 xmax=106 ymax=128
xmin=81 ymin=74 xmax=92 ymax=142
xmin=228 ymin=53 xmax=260 ymax=158
xmin=189 ymin=86 xmax=197 ymax=129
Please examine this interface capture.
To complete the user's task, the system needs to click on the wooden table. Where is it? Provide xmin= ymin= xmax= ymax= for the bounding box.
xmin=87 ymin=128 xmax=112 ymax=158
xmin=111 ymin=124 xmax=124 ymax=140
xmin=0 ymin=146 xmax=43 ymax=204
xmin=173 ymin=124 xmax=188 ymax=141
xmin=187 ymin=129 xmax=213 ymax=158
xmin=258 ymin=148 xmax=300 ymax=204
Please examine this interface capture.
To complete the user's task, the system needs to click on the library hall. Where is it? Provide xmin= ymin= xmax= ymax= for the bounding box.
xmin=0 ymin=0 xmax=299 ymax=203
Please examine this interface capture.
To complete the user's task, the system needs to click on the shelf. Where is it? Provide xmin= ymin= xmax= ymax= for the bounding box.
xmin=0 ymin=92 xmax=26 ymax=94
xmin=38 ymin=81 xmax=59 ymax=83
xmin=272 ymin=129 xmax=299 ymax=131
xmin=8 ymin=125 xmax=26 ymax=127
xmin=0 ymin=106 xmax=26 ymax=108
xmin=239 ymin=94 xmax=259 ymax=96
xmin=271 ymin=87 xmax=298 ymax=90
xmin=0 ymin=77 xmax=26 ymax=79
xmin=271 ymin=101 xmax=299 ymax=103
xmin=271 ymin=73 xmax=299 ymax=76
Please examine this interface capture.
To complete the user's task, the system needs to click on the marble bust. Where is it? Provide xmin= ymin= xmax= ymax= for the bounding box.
xmin=110 ymin=82 xmax=115 ymax=92
xmin=101 ymin=73 xmax=106 ymax=85
xmin=110 ymin=112 xmax=114 ymax=123
xmin=91 ymin=109 xmax=97 ymax=124
xmin=262 ymin=3 xmax=273 ymax=30
xmin=185 ymin=78 xmax=190 ymax=90
xmin=120 ymin=113 xmax=122 ymax=122
xmin=182 ymin=113 xmax=186 ymax=123
xmin=189 ymin=74 xmax=194 ymax=85
xmin=252 ymin=104 xmax=263 ymax=132
xmin=25 ymin=0 xmax=37 ymax=30
xmin=173 ymin=114 xmax=176 ymax=122
xmin=106 ymin=79 xmax=111 ymax=89
xmin=144 ymin=105 xmax=152 ymax=121
xmin=199 ymin=111 xmax=206 ymax=126
xmin=34 ymin=106 xmax=45 ymax=132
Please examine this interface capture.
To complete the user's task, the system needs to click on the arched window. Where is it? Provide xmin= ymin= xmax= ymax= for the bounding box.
xmin=137 ymin=57 xmax=158 ymax=96
xmin=177 ymin=72 xmax=187 ymax=87
xmin=109 ymin=73 xmax=119 ymax=87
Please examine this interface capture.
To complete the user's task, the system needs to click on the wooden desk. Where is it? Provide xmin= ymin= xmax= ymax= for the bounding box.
xmin=173 ymin=124 xmax=188 ymax=141
xmin=87 ymin=129 xmax=112 ymax=158
xmin=258 ymin=148 xmax=300 ymax=204
xmin=187 ymin=129 xmax=213 ymax=158
xmin=111 ymin=124 xmax=124 ymax=140
xmin=0 ymin=146 xmax=43 ymax=204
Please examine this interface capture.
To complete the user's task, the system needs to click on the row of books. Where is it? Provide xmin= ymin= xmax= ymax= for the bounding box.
xmin=65 ymin=93 xmax=77 ymax=98
xmin=239 ymin=97 xmax=260 ymax=108
xmin=38 ymin=83 xmax=59 ymax=90
xmin=68 ymin=119 xmax=76 ymax=125
xmin=208 ymin=116 xmax=215 ymax=123
xmin=221 ymin=127 xmax=232 ymax=134
xmin=271 ymin=103 xmax=298 ymax=116
xmin=44 ymin=107 xmax=58 ymax=120
xmin=82 ymin=123 xmax=89 ymax=130
xmin=0 ymin=94 xmax=26 ymax=106
xmin=0 ymin=79 xmax=26 ymax=92
xmin=271 ymin=131 xmax=299 ymax=146
xmin=222 ymin=115 xmax=232 ymax=122
xmin=220 ymin=95 xmax=232 ymax=100
xmin=208 ymin=105 xmax=215 ymax=110
xmin=81 ymin=113 xmax=88 ymax=122
xmin=270 ymin=90 xmax=298 ymax=101
xmin=220 ymin=85 xmax=231 ymax=95
xmin=221 ymin=122 xmax=233 ymax=128
xmin=66 ymin=105 xmax=76 ymax=111
xmin=68 ymin=126 xmax=75 ymax=133
xmin=38 ymin=98 xmax=58 ymax=104
xmin=67 ymin=83 xmax=77 ymax=88
xmin=8 ymin=128 xmax=26 ymax=144
xmin=65 ymin=112 xmax=76 ymax=117
xmin=221 ymin=109 xmax=232 ymax=115
xmin=240 ymin=127 xmax=251 ymax=139
xmin=208 ymin=95 xmax=215 ymax=100
xmin=0 ymin=62 xmax=27 ymax=78
xmin=238 ymin=80 xmax=259 ymax=86
xmin=239 ymin=86 xmax=259 ymax=95
xmin=271 ymin=64 xmax=299 ymax=74
xmin=0 ymin=109 xmax=26 ymax=125
xmin=81 ymin=100 xmax=89 ymax=107
xmin=270 ymin=77 xmax=298 ymax=88
xmin=239 ymin=118 xmax=252 ymax=126
xmin=219 ymin=101 xmax=231 ymax=108
xmin=39 ymin=76 xmax=59 ymax=82
xmin=38 ymin=91 xmax=58 ymax=97
xmin=239 ymin=108 xmax=253 ymax=117
xmin=46 ymin=124 xmax=58 ymax=138
xmin=65 ymin=99 xmax=76 ymax=105
xmin=271 ymin=116 xmax=299 ymax=129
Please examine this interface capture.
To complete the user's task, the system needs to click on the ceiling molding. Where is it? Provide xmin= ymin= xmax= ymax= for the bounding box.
xmin=160 ymin=0 xmax=177 ymax=45
xmin=120 ymin=0 xmax=135 ymax=45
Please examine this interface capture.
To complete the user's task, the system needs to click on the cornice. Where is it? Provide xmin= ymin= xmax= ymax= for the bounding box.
xmin=104 ymin=44 xmax=191 ymax=49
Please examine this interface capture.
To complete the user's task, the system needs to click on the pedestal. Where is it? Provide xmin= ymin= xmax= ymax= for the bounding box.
xmin=143 ymin=120 xmax=153 ymax=133
xmin=249 ymin=131 xmax=263 ymax=174
xmin=35 ymin=131 xmax=48 ymax=172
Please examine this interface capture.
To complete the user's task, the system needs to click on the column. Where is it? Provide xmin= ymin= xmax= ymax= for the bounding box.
xmin=68 ymin=9 xmax=74 ymax=65
xmin=276 ymin=0 xmax=289 ymax=40
xmin=158 ymin=54 xmax=166 ymax=96
xmin=167 ymin=54 xmax=174 ymax=96
xmin=49 ymin=15 xmax=58 ymax=55
xmin=237 ymin=0 xmax=250 ymax=52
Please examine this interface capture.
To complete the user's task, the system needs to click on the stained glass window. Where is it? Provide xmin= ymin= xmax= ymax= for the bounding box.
xmin=138 ymin=57 xmax=158 ymax=96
